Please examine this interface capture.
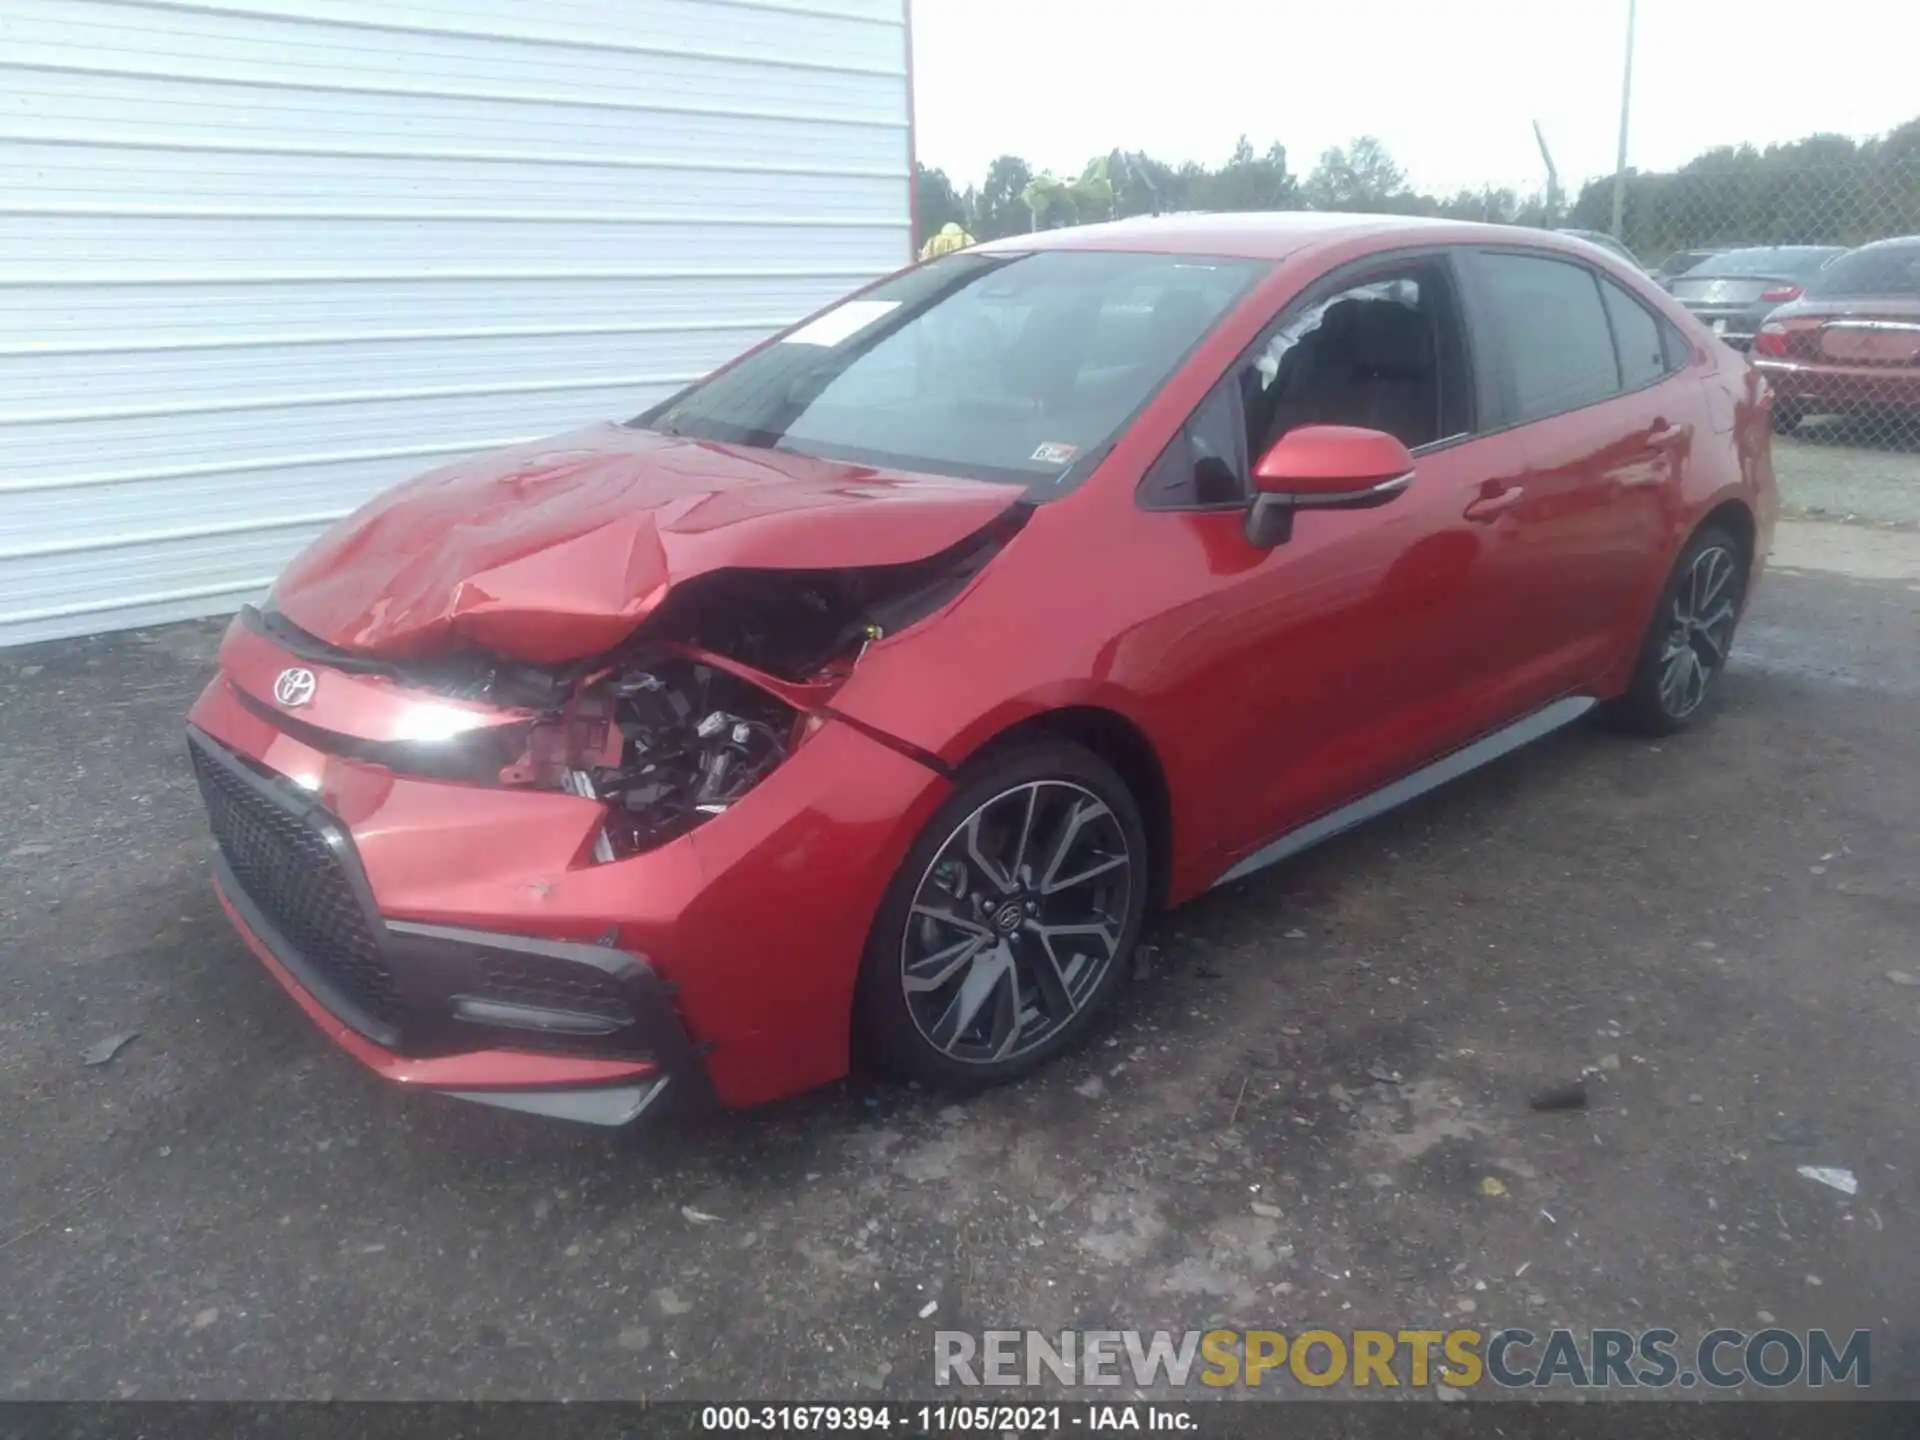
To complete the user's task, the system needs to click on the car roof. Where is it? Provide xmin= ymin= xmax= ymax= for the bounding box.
xmin=969 ymin=211 xmax=1616 ymax=264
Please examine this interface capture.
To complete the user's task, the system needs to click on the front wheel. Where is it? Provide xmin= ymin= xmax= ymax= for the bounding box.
xmin=1603 ymin=525 xmax=1747 ymax=736
xmin=855 ymin=740 xmax=1148 ymax=1090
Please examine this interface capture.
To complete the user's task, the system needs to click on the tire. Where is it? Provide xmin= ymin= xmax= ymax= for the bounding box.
xmin=1770 ymin=400 xmax=1802 ymax=435
xmin=855 ymin=739 xmax=1149 ymax=1090
xmin=1602 ymin=524 xmax=1748 ymax=736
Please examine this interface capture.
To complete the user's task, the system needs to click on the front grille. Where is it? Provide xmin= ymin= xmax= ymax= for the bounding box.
xmin=189 ymin=738 xmax=403 ymax=1030
xmin=468 ymin=953 xmax=634 ymax=1025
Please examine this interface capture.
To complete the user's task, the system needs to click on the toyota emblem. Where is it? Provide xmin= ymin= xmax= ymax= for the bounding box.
xmin=273 ymin=667 xmax=317 ymax=708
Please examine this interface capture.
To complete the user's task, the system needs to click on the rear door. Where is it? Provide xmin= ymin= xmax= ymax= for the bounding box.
xmin=1458 ymin=249 xmax=1695 ymax=705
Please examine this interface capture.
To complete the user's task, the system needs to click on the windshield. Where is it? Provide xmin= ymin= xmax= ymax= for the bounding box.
xmin=634 ymin=250 xmax=1265 ymax=493
xmin=1807 ymin=242 xmax=1920 ymax=298
xmin=1693 ymin=247 xmax=1841 ymax=279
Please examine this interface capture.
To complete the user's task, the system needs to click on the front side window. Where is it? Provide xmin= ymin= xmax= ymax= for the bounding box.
xmin=1137 ymin=379 xmax=1246 ymax=509
xmin=635 ymin=250 xmax=1264 ymax=496
xmin=1241 ymin=266 xmax=1470 ymax=459
xmin=1473 ymin=252 xmax=1622 ymax=424
xmin=1139 ymin=259 xmax=1473 ymax=510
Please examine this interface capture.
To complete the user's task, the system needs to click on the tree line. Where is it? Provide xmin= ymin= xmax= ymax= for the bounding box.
xmin=916 ymin=119 xmax=1920 ymax=261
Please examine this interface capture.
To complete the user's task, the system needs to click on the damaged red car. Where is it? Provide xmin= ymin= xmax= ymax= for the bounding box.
xmin=187 ymin=215 xmax=1776 ymax=1125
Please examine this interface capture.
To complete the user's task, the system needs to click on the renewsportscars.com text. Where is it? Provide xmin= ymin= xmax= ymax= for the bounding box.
xmin=934 ymin=1327 xmax=1871 ymax=1390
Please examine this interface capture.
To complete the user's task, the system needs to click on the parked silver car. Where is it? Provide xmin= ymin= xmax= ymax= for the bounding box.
xmin=1652 ymin=247 xmax=1730 ymax=288
xmin=1667 ymin=246 xmax=1846 ymax=349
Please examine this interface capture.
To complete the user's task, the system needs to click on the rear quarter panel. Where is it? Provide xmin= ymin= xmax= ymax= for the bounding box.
xmin=1593 ymin=287 xmax=1778 ymax=695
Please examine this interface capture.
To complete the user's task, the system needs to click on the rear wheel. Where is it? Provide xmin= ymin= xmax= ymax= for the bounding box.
xmin=1604 ymin=524 xmax=1747 ymax=736
xmin=1770 ymin=399 xmax=1803 ymax=434
xmin=855 ymin=741 xmax=1147 ymax=1089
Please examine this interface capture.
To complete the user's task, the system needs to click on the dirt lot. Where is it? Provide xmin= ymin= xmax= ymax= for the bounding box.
xmin=1776 ymin=417 xmax=1920 ymax=528
xmin=2 ymin=517 xmax=1917 ymax=1407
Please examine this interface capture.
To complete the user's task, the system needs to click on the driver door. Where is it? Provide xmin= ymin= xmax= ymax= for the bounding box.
xmin=1131 ymin=253 xmax=1536 ymax=873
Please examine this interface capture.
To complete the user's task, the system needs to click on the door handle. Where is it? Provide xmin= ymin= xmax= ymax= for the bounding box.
xmin=1464 ymin=484 xmax=1525 ymax=522
xmin=1646 ymin=421 xmax=1693 ymax=450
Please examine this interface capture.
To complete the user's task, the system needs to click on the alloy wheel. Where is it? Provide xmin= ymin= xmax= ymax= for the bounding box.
xmin=1658 ymin=544 xmax=1740 ymax=719
xmin=899 ymin=780 xmax=1133 ymax=1065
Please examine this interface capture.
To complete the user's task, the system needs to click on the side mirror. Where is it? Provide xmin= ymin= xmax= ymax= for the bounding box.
xmin=1244 ymin=425 xmax=1416 ymax=548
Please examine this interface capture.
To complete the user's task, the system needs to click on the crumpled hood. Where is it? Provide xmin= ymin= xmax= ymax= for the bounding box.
xmin=271 ymin=424 xmax=1027 ymax=663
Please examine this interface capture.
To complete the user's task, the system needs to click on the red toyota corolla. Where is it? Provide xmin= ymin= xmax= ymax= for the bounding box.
xmin=186 ymin=214 xmax=1777 ymax=1126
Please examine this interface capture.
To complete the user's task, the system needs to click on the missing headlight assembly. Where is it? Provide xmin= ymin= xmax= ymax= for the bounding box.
xmin=511 ymin=657 xmax=801 ymax=860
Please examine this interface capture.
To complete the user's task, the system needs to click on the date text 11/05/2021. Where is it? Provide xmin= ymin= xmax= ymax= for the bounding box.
xmin=699 ymin=1406 xmax=1190 ymax=1432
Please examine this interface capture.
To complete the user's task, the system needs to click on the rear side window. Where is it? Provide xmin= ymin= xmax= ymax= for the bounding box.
xmin=1599 ymin=278 xmax=1669 ymax=391
xmin=1473 ymin=252 xmax=1620 ymax=423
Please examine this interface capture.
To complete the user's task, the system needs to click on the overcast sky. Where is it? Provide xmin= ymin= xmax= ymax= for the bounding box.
xmin=909 ymin=0 xmax=1918 ymax=196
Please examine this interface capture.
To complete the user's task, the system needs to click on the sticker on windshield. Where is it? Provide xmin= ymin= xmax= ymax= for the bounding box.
xmin=781 ymin=300 xmax=901 ymax=347
xmin=1031 ymin=441 xmax=1079 ymax=466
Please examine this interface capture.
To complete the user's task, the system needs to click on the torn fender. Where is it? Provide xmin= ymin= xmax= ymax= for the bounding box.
xmin=271 ymin=424 xmax=1028 ymax=665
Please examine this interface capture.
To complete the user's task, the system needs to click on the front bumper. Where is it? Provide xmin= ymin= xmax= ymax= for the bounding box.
xmin=185 ymin=615 xmax=951 ymax=1115
xmin=191 ymin=725 xmax=705 ymax=1124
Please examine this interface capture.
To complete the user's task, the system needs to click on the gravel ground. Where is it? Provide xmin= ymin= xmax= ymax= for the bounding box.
xmin=2 ymin=519 xmax=1916 ymax=1409
xmin=1775 ymin=417 xmax=1920 ymax=528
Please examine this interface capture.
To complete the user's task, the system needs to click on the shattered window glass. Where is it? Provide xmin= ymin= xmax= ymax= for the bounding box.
xmin=1236 ymin=273 xmax=1455 ymax=457
xmin=1249 ymin=280 xmax=1420 ymax=394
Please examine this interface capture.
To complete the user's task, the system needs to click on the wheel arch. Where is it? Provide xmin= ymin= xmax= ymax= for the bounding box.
xmin=962 ymin=706 xmax=1175 ymax=913
xmin=849 ymin=703 xmax=1171 ymax=1083
xmin=1595 ymin=489 xmax=1762 ymax=707
xmin=1698 ymin=496 xmax=1758 ymax=578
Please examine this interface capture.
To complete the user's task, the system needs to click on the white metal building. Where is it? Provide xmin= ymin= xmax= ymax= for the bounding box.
xmin=0 ymin=0 xmax=913 ymax=646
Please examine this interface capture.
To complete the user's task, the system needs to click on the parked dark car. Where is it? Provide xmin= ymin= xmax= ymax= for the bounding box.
xmin=1653 ymin=247 xmax=1729 ymax=288
xmin=1668 ymin=246 xmax=1845 ymax=349
xmin=1754 ymin=236 xmax=1920 ymax=432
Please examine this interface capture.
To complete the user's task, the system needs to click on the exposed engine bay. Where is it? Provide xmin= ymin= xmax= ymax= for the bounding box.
xmin=244 ymin=506 xmax=1026 ymax=862
xmin=508 ymin=658 xmax=799 ymax=859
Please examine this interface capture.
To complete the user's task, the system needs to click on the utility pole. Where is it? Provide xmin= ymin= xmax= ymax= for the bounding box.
xmin=1610 ymin=0 xmax=1637 ymax=239
xmin=1534 ymin=121 xmax=1562 ymax=223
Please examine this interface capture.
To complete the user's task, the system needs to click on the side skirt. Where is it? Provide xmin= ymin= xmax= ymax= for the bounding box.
xmin=1211 ymin=696 xmax=1598 ymax=889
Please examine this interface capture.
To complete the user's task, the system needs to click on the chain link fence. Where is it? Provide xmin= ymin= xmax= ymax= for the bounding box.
xmin=1585 ymin=158 xmax=1920 ymax=524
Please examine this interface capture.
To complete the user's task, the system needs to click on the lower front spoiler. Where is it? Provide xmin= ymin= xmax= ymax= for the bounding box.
xmin=212 ymin=877 xmax=704 ymax=1127
xmin=440 ymin=1078 xmax=674 ymax=1126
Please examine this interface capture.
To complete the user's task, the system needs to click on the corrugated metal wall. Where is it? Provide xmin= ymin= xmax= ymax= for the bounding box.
xmin=0 ymin=0 xmax=912 ymax=646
